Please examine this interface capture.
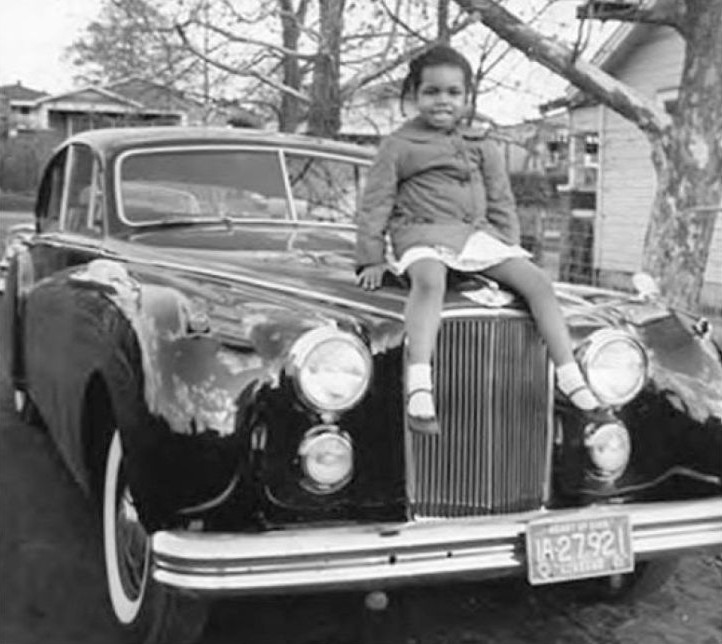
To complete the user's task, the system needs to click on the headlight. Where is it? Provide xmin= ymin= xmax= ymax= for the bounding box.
xmin=298 ymin=426 xmax=353 ymax=493
xmin=579 ymin=329 xmax=648 ymax=406
xmin=288 ymin=326 xmax=372 ymax=412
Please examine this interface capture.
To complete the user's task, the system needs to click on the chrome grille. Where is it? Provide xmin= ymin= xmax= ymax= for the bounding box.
xmin=407 ymin=314 xmax=552 ymax=517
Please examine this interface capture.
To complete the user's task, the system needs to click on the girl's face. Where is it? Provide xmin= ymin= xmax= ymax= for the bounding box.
xmin=414 ymin=64 xmax=469 ymax=130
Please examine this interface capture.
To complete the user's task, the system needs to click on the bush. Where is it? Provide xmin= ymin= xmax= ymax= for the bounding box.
xmin=0 ymin=131 xmax=62 ymax=194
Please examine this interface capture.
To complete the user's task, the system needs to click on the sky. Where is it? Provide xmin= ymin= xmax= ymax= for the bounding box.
xmin=0 ymin=0 xmax=100 ymax=93
xmin=0 ymin=0 xmax=611 ymax=124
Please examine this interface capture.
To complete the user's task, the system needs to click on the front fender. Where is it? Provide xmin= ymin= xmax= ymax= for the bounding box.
xmin=74 ymin=260 xmax=262 ymax=529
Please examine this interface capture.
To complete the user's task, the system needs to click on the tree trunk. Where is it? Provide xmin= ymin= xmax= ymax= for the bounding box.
xmin=307 ymin=0 xmax=345 ymax=138
xmin=641 ymin=1 xmax=722 ymax=310
xmin=438 ymin=0 xmax=451 ymax=43
xmin=278 ymin=0 xmax=306 ymax=132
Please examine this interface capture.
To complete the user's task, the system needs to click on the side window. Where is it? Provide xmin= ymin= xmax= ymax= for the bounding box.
xmin=285 ymin=154 xmax=367 ymax=224
xmin=65 ymin=144 xmax=102 ymax=235
xmin=36 ymin=148 xmax=68 ymax=233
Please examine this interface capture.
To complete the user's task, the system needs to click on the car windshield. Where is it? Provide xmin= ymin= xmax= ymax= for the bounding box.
xmin=118 ymin=147 xmax=368 ymax=226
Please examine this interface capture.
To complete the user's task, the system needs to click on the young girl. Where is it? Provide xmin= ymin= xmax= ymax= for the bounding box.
xmin=356 ymin=44 xmax=610 ymax=435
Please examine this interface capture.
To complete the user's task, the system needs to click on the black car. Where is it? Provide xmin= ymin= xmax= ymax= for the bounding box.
xmin=1 ymin=127 xmax=720 ymax=644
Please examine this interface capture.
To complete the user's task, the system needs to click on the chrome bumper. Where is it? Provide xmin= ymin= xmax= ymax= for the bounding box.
xmin=152 ymin=498 xmax=722 ymax=595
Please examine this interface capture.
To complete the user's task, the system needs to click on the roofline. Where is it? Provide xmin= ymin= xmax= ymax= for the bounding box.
xmin=33 ymin=85 xmax=145 ymax=108
xmin=103 ymin=76 xmax=204 ymax=108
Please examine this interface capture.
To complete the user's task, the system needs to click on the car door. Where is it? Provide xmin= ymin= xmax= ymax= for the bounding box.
xmin=23 ymin=143 xmax=109 ymax=463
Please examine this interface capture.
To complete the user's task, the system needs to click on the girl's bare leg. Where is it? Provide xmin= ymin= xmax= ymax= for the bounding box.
xmin=483 ymin=258 xmax=603 ymax=411
xmin=405 ymin=259 xmax=447 ymax=433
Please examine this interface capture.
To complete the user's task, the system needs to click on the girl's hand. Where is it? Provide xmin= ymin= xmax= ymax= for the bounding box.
xmin=356 ymin=263 xmax=388 ymax=290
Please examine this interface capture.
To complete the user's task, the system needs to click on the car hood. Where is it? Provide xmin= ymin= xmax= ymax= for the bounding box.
xmin=113 ymin=225 xmax=665 ymax=327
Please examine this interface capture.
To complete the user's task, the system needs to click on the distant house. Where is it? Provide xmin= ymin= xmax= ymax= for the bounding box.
xmin=0 ymin=77 xmax=263 ymax=140
xmin=0 ymin=82 xmax=50 ymax=135
xmin=546 ymin=21 xmax=722 ymax=310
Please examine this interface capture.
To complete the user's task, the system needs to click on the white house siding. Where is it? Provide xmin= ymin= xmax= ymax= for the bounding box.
xmin=595 ymin=26 xmax=722 ymax=309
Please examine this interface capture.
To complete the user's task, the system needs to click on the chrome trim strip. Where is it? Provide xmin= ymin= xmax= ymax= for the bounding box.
xmin=543 ymin=360 xmax=555 ymax=505
xmin=151 ymin=497 xmax=722 ymax=594
xmin=278 ymin=148 xmax=295 ymax=221
xmin=177 ymin=475 xmax=240 ymax=515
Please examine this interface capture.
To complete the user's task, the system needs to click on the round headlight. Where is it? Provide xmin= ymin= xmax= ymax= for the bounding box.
xmin=289 ymin=327 xmax=372 ymax=412
xmin=299 ymin=426 xmax=353 ymax=493
xmin=579 ymin=330 xmax=648 ymax=406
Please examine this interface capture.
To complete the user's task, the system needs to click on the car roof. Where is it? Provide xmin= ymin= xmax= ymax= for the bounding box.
xmin=64 ymin=126 xmax=377 ymax=160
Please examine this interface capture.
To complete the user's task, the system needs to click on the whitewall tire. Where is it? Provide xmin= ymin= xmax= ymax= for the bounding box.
xmin=102 ymin=430 xmax=208 ymax=644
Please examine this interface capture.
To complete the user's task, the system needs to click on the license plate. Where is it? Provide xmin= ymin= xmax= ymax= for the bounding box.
xmin=526 ymin=514 xmax=634 ymax=585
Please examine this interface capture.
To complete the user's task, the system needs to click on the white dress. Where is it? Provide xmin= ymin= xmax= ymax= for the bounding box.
xmin=391 ymin=230 xmax=530 ymax=275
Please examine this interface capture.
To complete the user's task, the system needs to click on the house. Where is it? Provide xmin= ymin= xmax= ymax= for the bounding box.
xmin=0 ymin=82 xmax=50 ymax=135
xmin=0 ymin=77 xmax=262 ymax=140
xmin=544 ymin=19 xmax=722 ymax=310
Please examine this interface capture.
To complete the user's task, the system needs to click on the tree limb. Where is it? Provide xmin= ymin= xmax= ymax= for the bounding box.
xmin=378 ymin=0 xmax=432 ymax=44
xmin=454 ymin=0 xmax=671 ymax=136
xmin=340 ymin=14 xmax=475 ymax=100
xmin=174 ymin=24 xmax=311 ymax=103
xmin=192 ymin=19 xmax=317 ymax=60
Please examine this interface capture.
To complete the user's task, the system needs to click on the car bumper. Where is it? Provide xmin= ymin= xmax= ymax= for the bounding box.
xmin=151 ymin=497 xmax=722 ymax=595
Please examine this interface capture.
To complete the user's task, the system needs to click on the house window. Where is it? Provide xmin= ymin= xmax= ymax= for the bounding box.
xmin=545 ymin=131 xmax=569 ymax=168
xmin=583 ymin=133 xmax=599 ymax=167
xmin=569 ymin=131 xmax=598 ymax=190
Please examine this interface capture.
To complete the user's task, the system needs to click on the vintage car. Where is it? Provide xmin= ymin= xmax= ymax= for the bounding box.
xmin=1 ymin=127 xmax=721 ymax=644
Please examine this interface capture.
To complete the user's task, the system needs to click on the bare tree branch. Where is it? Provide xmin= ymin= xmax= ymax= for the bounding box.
xmin=189 ymin=19 xmax=317 ymax=60
xmin=454 ymin=0 xmax=671 ymax=136
xmin=340 ymin=14 xmax=475 ymax=100
xmin=175 ymin=24 xmax=311 ymax=103
xmin=378 ymin=0 xmax=433 ymax=44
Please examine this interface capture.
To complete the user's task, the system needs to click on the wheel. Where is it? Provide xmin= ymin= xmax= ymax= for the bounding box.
xmin=103 ymin=431 xmax=209 ymax=644
xmin=578 ymin=558 xmax=680 ymax=602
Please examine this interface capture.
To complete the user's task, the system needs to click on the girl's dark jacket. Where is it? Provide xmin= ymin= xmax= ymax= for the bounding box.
xmin=355 ymin=116 xmax=521 ymax=269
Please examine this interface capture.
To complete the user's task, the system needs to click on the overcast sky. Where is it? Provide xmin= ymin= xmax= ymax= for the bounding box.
xmin=0 ymin=0 xmax=610 ymax=124
xmin=0 ymin=0 xmax=100 ymax=92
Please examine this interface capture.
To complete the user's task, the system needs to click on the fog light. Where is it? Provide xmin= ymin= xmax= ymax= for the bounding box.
xmin=584 ymin=422 xmax=630 ymax=480
xmin=298 ymin=426 xmax=353 ymax=494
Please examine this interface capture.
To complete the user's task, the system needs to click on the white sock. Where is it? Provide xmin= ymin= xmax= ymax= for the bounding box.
xmin=556 ymin=362 xmax=601 ymax=410
xmin=407 ymin=363 xmax=435 ymax=417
